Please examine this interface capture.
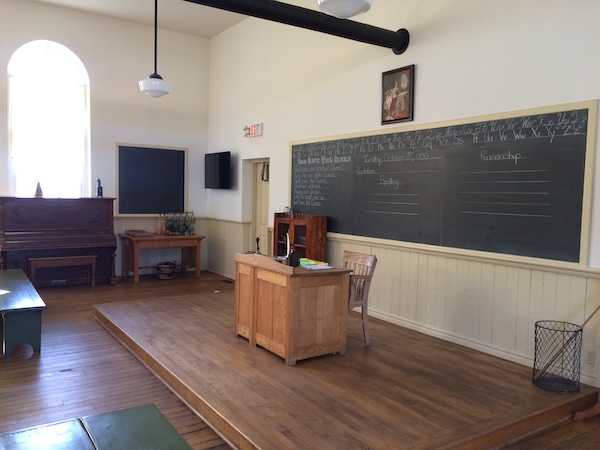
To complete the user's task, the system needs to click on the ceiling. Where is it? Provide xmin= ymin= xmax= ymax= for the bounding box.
xmin=28 ymin=0 xmax=249 ymax=38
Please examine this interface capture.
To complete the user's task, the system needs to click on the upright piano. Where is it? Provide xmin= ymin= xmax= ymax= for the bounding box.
xmin=0 ymin=197 xmax=117 ymax=287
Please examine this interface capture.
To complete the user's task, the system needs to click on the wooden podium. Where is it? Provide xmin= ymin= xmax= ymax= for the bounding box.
xmin=234 ymin=253 xmax=350 ymax=365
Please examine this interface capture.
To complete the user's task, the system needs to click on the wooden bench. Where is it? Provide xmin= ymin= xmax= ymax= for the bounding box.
xmin=0 ymin=269 xmax=46 ymax=356
xmin=0 ymin=404 xmax=191 ymax=449
xmin=28 ymin=255 xmax=97 ymax=286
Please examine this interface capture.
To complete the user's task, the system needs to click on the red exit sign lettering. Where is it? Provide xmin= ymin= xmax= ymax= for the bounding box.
xmin=249 ymin=123 xmax=263 ymax=137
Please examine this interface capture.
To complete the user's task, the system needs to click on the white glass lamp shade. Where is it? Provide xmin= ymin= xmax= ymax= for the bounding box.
xmin=139 ymin=74 xmax=171 ymax=98
xmin=317 ymin=0 xmax=372 ymax=19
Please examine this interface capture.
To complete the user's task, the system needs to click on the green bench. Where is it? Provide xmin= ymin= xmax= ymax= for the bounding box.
xmin=0 ymin=269 xmax=46 ymax=356
xmin=0 ymin=404 xmax=192 ymax=449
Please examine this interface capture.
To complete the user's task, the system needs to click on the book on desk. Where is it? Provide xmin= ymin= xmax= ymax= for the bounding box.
xmin=300 ymin=258 xmax=333 ymax=270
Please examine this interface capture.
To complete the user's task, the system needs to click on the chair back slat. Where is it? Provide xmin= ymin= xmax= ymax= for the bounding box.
xmin=342 ymin=250 xmax=377 ymax=345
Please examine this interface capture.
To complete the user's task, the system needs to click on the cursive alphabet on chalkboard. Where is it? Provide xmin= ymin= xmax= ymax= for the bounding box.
xmin=291 ymin=106 xmax=592 ymax=262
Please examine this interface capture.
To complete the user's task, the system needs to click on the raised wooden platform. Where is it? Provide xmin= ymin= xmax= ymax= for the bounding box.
xmin=94 ymin=292 xmax=599 ymax=450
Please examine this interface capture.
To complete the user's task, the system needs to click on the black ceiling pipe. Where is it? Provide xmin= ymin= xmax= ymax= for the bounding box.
xmin=183 ymin=0 xmax=409 ymax=54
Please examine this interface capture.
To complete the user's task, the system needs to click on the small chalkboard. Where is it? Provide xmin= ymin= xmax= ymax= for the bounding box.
xmin=117 ymin=145 xmax=186 ymax=215
xmin=291 ymin=102 xmax=596 ymax=263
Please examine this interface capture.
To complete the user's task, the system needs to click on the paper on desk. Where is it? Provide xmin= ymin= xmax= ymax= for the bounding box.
xmin=303 ymin=264 xmax=333 ymax=270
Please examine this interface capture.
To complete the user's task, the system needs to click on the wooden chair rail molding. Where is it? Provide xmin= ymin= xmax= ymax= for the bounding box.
xmin=328 ymin=233 xmax=600 ymax=279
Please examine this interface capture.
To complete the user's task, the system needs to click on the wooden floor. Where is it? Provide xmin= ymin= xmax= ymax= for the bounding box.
xmin=0 ymin=272 xmax=230 ymax=449
xmin=97 ymin=273 xmax=598 ymax=449
xmin=2 ymin=272 xmax=600 ymax=449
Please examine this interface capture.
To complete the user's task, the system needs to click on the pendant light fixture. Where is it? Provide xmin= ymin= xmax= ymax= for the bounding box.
xmin=317 ymin=0 xmax=372 ymax=19
xmin=139 ymin=0 xmax=171 ymax=98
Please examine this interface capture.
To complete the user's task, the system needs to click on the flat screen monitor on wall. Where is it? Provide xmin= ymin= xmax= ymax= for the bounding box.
xmin=205 ymin=151 xmax=231 ymax=189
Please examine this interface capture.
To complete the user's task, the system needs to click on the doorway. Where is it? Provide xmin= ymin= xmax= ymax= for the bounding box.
xmin=250 ymin=159 xmax=270 ymax=255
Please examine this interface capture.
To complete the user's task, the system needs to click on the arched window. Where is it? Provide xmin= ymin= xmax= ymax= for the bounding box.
xmin=7 ymin=40 xmax=90 ymax=198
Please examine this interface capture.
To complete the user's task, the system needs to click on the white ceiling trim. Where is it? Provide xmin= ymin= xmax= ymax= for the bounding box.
xmin=27 ymin=0 xmax=248 ymax=38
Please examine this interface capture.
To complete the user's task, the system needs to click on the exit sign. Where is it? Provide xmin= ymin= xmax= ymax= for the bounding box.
xmin=249 ymin=123 xmax=263 ymax=137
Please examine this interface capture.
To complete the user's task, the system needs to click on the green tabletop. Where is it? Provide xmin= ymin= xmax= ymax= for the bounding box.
xmin=0 ymin=404 xmax=191 ymax=449
xmin=0 ymin=419 xmax=95 ymax=450
xmin=81 ymin=404 xmax=192 ymax=450
xmin=0 ymin=269 xmax=46 ymax=312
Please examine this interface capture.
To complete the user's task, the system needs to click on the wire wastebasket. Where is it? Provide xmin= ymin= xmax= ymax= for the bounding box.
xmin=533 ymin=320 xmax=582 ymax=393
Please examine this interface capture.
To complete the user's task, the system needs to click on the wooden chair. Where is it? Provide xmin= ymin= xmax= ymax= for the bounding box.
xmin=342 ymin=250 xmax=377 ymax=345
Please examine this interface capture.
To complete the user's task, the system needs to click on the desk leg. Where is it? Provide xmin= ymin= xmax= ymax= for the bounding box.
xmin=121 ymin=240 xmax=140 ymax=284
xmin=194 ymin=243 xmax=201 ymax=278
xmin=181 ymin=245 xmax=201 ymax=279
xmin=132 ymin=244 xmax=140 ymax=284
xmin=3 ymin=310 xmax=43 ymax=356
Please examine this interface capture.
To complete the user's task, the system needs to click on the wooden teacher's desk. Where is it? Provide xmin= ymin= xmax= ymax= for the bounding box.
xmin=234 ymin=253 xmax=351 ymax=365
xmin=119 ymin=233 xmax=204 ymax=283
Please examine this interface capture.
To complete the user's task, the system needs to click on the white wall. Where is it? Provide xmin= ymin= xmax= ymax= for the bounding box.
xmin=0 ymin=0 xmax=209 ymax=216
xmin=0 ymin=0 xmax=211 ymax=272
xmin=205 ymin=0 xmax=600 ymax=385
xmin=207 ymin=0 xmax=600 ymax=264
xmin=2 ymin=0 xmax=600 ymax=385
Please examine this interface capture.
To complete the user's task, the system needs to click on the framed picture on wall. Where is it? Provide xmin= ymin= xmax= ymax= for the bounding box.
xmin=382 ymin=64 xmax=415 ymax=124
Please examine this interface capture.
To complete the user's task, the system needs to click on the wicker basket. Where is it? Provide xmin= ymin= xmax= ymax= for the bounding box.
xmin=157 ymin=262 xmax=176 ymax=280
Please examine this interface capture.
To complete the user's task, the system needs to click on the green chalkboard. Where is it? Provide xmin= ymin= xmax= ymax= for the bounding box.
xmin=291 ymin=102 xmax=595 ymax=263
xmin=118 ymin=145 xmax=186 ymax=215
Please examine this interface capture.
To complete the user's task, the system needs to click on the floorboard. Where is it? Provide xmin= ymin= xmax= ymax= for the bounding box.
xmin=1 ymin=271 xmax=600 ymax=449
xmin=0 ymin=272 xmax=231 ymax=450
xmin=93 ymin=276 xmax=599 ymax=449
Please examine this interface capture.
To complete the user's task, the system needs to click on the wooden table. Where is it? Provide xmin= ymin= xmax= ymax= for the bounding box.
xmin=0 ymin=269 xmax=46 ymax=356
xmin=119 ymin=234 xmax=204 ymax=283
xmin=234 ymin=253 xmax=351 ymax=365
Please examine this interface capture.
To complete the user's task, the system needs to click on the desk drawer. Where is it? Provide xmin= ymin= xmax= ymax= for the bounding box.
xmin=136 ymin=239 xmax=199 ymax=249
xmin=173 ymin=240 xmax=199 ymax=248
xmin=138 ymin=240 xmax=171 ymax=249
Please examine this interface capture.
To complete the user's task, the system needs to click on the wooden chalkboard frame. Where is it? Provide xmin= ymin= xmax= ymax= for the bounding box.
xmin=290 ymin=101 xmax=597 ymax=265
xmin=116 ymin=144 xmax=187 ymax=216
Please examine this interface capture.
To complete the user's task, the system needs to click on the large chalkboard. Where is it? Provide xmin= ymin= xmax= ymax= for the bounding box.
xmin=291 ymin=103 xmax=595 ymax=263
xmin=118 ymin=145 xmax=186 ymax=214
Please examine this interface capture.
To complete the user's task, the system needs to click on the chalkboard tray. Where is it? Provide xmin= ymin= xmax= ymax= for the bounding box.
xmin=291 ymin=101 xmax=596 ymax=263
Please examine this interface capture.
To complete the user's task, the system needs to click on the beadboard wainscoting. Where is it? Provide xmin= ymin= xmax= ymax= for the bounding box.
xmin=327 ymin=234 xmax=600 ymax=387
xmin=112 ymin=215 xmax=600 ymax=387
xmin=205 ymin=218 xmax=250 ymax=278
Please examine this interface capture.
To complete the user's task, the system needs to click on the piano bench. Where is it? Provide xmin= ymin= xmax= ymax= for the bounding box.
xmin=28 ymin=255 xmax=97 ymax=286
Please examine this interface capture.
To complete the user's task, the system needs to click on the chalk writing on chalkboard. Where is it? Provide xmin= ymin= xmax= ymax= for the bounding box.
xmin=291 ymin=105 xmax=593 ymax=263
